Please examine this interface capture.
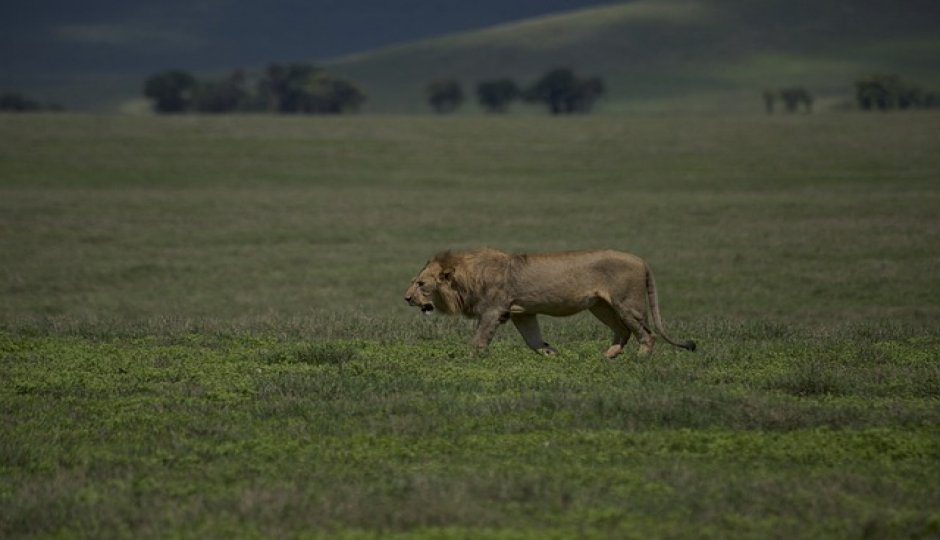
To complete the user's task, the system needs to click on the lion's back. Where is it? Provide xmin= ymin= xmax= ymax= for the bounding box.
xmin=523 ymin=249 xmax=646 ymax=276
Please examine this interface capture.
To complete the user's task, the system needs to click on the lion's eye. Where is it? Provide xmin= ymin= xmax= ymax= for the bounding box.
xmin=417 ymin=281 xmax=425 ymax=287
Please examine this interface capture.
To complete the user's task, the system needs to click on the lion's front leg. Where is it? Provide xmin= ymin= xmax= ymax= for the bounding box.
xmin=511 ymin=314 xmax=558 ymax=356
xmin=470 ymin=310 xmax=504 ymax=351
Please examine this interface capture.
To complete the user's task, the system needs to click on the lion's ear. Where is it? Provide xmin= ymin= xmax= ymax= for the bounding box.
xmin=440 ymin=267 xmax=455 ymax=282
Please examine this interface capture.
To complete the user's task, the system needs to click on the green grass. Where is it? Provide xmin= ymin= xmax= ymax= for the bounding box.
xmin=3 ymin=329 xmax=939 ymax=538
xmin=1 ymin=112 xmax=939 ymax=538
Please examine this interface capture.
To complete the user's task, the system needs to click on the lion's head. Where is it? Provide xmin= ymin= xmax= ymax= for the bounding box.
xmin=404 ymin=258 xmax=451 ymax=315
xmin=404 ymin=249 xmax=515 ymax=318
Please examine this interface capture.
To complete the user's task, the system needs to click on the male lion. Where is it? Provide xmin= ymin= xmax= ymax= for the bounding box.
xmin=404 ymin=248 xmax=696 ymax=358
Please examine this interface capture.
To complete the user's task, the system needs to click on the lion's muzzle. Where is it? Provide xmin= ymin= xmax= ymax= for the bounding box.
xmin=405 ymin=295 xmax=435 ymax=315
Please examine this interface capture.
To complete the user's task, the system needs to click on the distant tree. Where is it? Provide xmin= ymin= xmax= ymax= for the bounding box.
xmin=477 ymin=79 xmax=520 ymax=113
xmin=260 ymin=64 xmax=289 ymax=112
xmin=192 ymin=70 xmax=252 ymax=113
xmin=762 ymin=89 xmax=777 ymax=114
xmin=779 ymin=87 xmax=813 ymax=113
xmin=279 ymin=64 xmax=320 ymax=113
xmin=0 ymin=92 xmax=43 ymax=112
xmin=260 ymin=63 xmax=322 ymax=113
xmin=572 ymin=76 xmax=605 ymax=113
xmin=855 ymin=74 xmax=926 ymax=111
xmin=299 ymin=74 xmax=367 ymax=113
xmin=924 ymin=91 xmax=940 ymax=108
xmin=278 ymin=64 xmax=321 ymax=113
xmin=524 ymin=68 xmax=605 ymax=114
xmin=143 ymin=70 xmax=197 ymax=113
xmin=856 ymin=75 xmax=888 ymax=110
xmin=426 ymin=78 xmax=464 ymax=113
xmin=892 ymin=79 xmax=922 ymax=109
xmin=524 ymin=68 xmax=577 ymax=114
xmin=258 ymin=64 xmax=365 ymax=114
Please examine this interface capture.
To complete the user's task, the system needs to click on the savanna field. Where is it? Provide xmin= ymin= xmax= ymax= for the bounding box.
xmin=1 ymin=112 xmax=938 ymax=539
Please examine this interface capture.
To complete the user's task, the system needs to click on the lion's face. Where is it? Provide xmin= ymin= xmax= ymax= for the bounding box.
xmin=404 ymin=262 xmax=444 ymax=315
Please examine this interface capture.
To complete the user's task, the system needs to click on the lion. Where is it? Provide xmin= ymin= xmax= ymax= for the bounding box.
xmin=404 ymin=248 xmax=696 ymax=358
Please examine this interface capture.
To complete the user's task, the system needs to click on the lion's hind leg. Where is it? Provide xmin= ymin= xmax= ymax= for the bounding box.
xmin=605 ymin=301 xmax=656 ymax=356
xmin=511 ymin=314 xmax=558 ymax=355
xmin=589 ymin=303 xmax=631 ymax=358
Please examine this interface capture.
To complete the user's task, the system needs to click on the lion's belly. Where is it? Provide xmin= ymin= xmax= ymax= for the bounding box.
xmin=510 ymin=291 xmax=600 ymax=317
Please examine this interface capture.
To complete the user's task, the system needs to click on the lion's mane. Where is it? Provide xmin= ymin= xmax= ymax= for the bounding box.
xmin=431 ymin=248 xmax=526 ymax=318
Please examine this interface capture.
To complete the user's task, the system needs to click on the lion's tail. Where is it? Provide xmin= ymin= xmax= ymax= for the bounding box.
xmin=645 ymin=265 xmax=696 ymax=352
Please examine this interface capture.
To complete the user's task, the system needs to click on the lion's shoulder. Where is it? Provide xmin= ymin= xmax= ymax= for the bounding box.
xmin=434 ymin=247 xmax=515 ymax=269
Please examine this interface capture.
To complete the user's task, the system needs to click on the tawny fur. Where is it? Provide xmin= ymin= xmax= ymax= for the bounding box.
xmin=404 ymin=248 xmax=695 ymax=358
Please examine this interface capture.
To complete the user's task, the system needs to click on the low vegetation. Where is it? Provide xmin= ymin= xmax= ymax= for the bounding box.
xmin=854 ymin=74 xmax=940 ymax=111
xmin=0 ymin=92 xmax=63 ymax=112
xmin=143 ymin=64 xmax=367 ymax=114
xmin=1 ymin=112 xmax=938 ymax=538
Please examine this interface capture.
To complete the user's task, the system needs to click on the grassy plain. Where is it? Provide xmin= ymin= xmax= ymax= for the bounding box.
xmin=1 ymin=112 xmax=939 ymax=539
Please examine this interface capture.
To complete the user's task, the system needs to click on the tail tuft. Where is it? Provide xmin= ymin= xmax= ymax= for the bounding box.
xmin=683 ymin=340 xmax=697 ymax=352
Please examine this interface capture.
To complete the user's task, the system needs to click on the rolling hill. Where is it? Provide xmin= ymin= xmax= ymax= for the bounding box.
xmin=16 ymin=0 xmax=940 ymax=114
xmin=326 ymin=0 xmax=940 ymax=113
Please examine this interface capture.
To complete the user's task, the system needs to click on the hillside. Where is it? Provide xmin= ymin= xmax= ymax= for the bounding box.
xmin=326 ymin=0 xmax=940 ymax=113
xmin=3 ymin=0 xmax=616 ymax=113
xmin=15 ymin=0 xmax=939 ymax=114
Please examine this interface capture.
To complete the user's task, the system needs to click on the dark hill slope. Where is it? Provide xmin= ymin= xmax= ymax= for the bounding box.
xmin=326 ymin=0 xmax=940 ymax=113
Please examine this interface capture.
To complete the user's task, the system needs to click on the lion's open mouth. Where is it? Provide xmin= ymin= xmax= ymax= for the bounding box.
xmin=421 ymin=303 xmax=434 ymax=315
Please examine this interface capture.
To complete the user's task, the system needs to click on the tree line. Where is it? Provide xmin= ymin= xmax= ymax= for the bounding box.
xmin=427 ymin=68 xmax=606 ymax=114
xmin=143 ymin=64 xmax=367 ymax=114
xmin=139 ymin=69 xmax=940 ymax=115
xmin=762 ymin=87 xmax=814 ymax=114
xmin=762 ymin=74 xmax=938 ymax=114
xmin=0 ymin=92 xmax=63 ymax=112
xmin=4 ymin=69 xmax=936 ymax=115
xmin=142 ymin=65 xmax=604 ymax=115
xmin=853 ymin=74 xmax=939 ymax=111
